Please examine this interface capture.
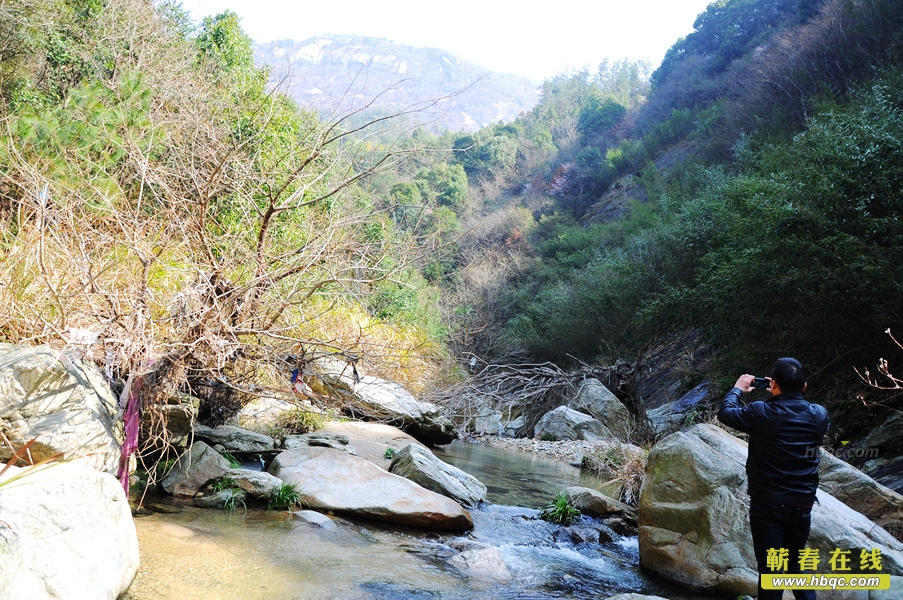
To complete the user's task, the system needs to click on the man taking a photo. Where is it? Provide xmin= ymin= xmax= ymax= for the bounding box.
xmin=718 ymin=357 xmax=830 ymax=600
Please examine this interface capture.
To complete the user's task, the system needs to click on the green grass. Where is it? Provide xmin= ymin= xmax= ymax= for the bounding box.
xmin=266 ymin=482 xmax=303 ymax=510
xmin=538 ymin=489 xmax=581 ymax=526
xmin=219 ymin=451 xmax=242 ymax=468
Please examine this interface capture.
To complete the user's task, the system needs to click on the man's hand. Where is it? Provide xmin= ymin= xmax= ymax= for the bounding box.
xmin=734 ymin=374 xmax=755 ymax=392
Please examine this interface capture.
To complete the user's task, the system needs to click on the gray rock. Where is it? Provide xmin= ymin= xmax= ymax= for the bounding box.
xmin=155 ymin=398 xmax=198 ymax=447
xmin=322 ymin=369 xmax=457 ymax=445
xmin=161 ymin=441 xmax=230 ymax=497
xmin=604 ymin=595 xmax=671 ymax=600
xmin=291 ymin=509 xmax=337 ymax=530
xmin=470 ymin=402 xmax=504 ymax=436
xmin=447 ymin=547 xmax=511 ymax=583
xmin=268 ymin=446 xmax=473 ymax=531
xmin=351 ymin=376 xmax=457 ymax=446
xmin=283 ymin=432 xmax=356 ymax=454
xmin=0 ymin=343 xmax=122 ymax=474
xmin=389 ymin=443 xmax=487 ymax=507
xmin=566 ymin=486 xmax=637 ymax=521
xmin=533 ymin=406 xmax=613 ymax=441
xmin=0 ymin=462 xmax=139 ymax=599
xmin=569 ymin=379 xmax=631 ymax=440
xmin=554 ymin=525 xmax=612 ymax=544
xmin=315 ymin=421 xmax=424 ymax=466
xmin=236 ymin=395 xmax=296 ymax=432
xmin=819 ymin=448 xmax=903 ymax=530
xmin=646 ymin=381 xmax=713 ymax=435
xmin=193 ymin=423 xmax=275 ymax=452
xmin=225 ymin=468 xmax=283 ymax=497
xmin=865 ymin=413 xmax=903 ymax=455
xmin=639 ymin=424 xmax=903 ymax=596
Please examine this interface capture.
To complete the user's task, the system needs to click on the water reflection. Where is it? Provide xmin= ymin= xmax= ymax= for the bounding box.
xmin=433 ymin=441 xmax=606 ymax=509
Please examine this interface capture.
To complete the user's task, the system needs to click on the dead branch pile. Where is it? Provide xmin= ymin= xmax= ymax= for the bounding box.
xmin=430 ymin=358 xmax=653 ymax=441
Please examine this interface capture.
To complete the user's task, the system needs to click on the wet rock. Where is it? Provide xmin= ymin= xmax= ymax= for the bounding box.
xmin=604 ymin=594 xmax=671 ymax=600
xmin=447 ymin=547 xmax=511 ymax=583
xmin=533 ymin=406 xmax=613 ymax=442
xmin=389 ymin=443 xmax=487 ymax=507
xmin=194 ymin=489 xmax=247 ymax=509
xmin=269 ymin=446 xmax=473 ymax=531
xmin=193 ymin=423 xmax=275 ymax=452
xmin=566 ymin=486 xmax=637 ymax=522
xmin=0 ymin=462 xmax=139 ymax=600
xmin=603 ymin=516 xmax=636 ymax=537
xmin=291 ymin=509 xmax=337 ymax=530
xmin=554 ymin=525 xmax=612 ymax=544
xmin=0 ymin=343 xmax=122 ymax=474
xmin=639 ymin=424 xmax=903 ymax=597
xmin=161 ymin=441 xmax=230 ymax=497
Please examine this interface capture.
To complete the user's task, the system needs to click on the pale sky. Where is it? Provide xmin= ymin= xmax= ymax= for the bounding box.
xmin=175 ymin=0 xmax=714 ymax=82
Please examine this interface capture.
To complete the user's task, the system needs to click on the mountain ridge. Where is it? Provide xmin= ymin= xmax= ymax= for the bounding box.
xmin=254 ymin=35 xmax=540 ymax=131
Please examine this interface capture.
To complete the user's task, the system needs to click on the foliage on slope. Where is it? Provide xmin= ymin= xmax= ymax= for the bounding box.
xmin=424 ymin=0 xmax=903 ymax=417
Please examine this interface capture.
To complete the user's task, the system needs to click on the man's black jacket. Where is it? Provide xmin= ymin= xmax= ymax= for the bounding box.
xmin=719 ymin=389 xmax=830 ymax=505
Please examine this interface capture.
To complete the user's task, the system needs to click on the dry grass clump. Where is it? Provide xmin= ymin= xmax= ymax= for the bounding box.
xmin=582 ymin=443 xmax=648 ymax=507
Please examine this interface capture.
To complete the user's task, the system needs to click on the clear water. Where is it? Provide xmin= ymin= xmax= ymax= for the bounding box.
xmin=124 ymin=441 xmax=694 ymax=600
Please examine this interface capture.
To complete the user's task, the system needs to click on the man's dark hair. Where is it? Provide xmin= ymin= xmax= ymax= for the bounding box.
xmin=771 ymin=357 xmax=807 ymax=393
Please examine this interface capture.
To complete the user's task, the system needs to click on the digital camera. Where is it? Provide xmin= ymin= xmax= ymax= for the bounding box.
xmin=751 ymin=377 xmax=770 ymax=390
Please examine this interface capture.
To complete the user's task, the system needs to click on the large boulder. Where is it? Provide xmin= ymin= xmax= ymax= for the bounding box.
xmin=467 ymin=400 xmax=523 ymax=437
xmin=321 ymin=368 xmax=457 ymax=445
xmin=533 ymin=406 xmax=613 ymax=441
xmin=639 ymin=424 xmax=903 ymax=596
xmin=819 ymin=448 xmax=903 ymax=537
xmin=0 ymin=343 xmax=122 ymax=474
xmin=389 ymin=443 xmax=487 ymax=507
xmin=569 ymin=379 xmax=631 ymax=440
xmin=268 ymin=446 xmax=473 ymax=531
xmin=0 ymin=462 xmax=139 ymax=599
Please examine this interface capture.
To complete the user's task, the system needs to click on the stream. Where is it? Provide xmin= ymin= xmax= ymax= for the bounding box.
xmin=124 ymin=441 xmax=696 ymax=600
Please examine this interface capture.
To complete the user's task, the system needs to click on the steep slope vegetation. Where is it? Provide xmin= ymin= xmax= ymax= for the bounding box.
xmin=423 ymin=0 xmax=903 ymax=430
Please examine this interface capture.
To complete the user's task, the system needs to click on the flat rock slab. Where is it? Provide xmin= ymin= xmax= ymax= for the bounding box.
xmin=316 ymin=421 xmax=424 ymax=467
xmin=269 ymin=446 xmax=473 ymax=532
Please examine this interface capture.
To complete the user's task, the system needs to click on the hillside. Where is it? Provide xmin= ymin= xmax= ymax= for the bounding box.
xmin=254 ymin=36 xmax=540 ymax=132
xmin=419 ymin=0 xmax=903 ymax=438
